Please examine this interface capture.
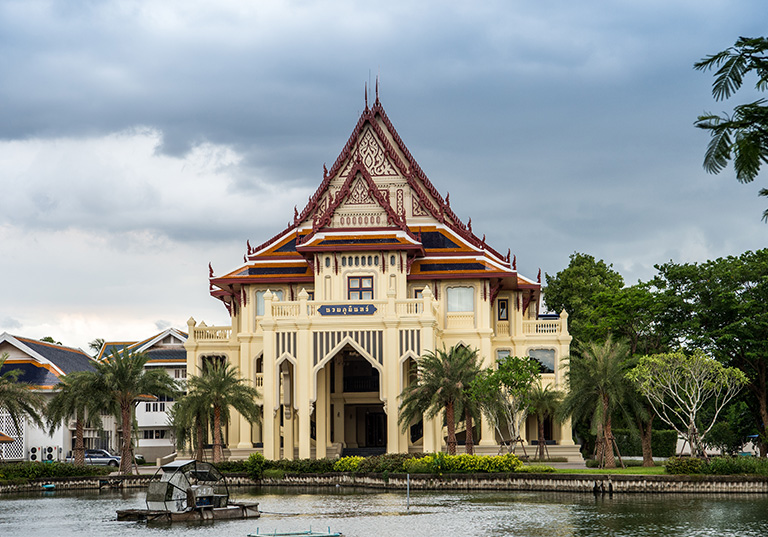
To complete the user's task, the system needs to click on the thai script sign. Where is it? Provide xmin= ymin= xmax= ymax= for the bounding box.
xmin=318 ymin=304 xmax=377 ymax=316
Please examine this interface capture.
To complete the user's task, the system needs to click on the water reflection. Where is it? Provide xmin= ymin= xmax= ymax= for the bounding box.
xmin=1 ymin=486 xmax=767 ymax=537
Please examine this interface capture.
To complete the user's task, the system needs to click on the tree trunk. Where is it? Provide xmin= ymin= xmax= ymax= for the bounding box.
xmin=195 ymin=419 xmax=205 ymax=462
xmin=537 ymin=414 xmax=546 ymax=460
xmin=603 ymin=396 xmax=616 ymax=469
xmin=640 ymin=415 xmax=654 ymax=467
xmin=120 ymin=403 xmax=133 ymax=475
xmin=465 ymin=409 xmax=474 ymax=455
xmin=74 ymin=417 xmax=85 ymax=466
xmin=213 ymin=404 xmax=223 ymax=463
xmin=445 ymin=401 xmax=457 ymax=455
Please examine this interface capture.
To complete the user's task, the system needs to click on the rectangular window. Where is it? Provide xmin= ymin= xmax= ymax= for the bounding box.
xmin=496 ymin=349 xmax=511 ymax=361
xmin=256 ymin=289 xmax=284 ymax=316
xmin=529 ymin=348 xmax=556 ymax=374
xmin=446 ymin=286 xmax=474 ymax=312
xmin=497 ymin=299 xmax=509 ymax=321
xmin=348 ymin=276 xmax=373 ymax=300
xmin=307 ymin=291 xmax=315 ymax=300
xmin=414 ymin=288 xmax=423 ymax=299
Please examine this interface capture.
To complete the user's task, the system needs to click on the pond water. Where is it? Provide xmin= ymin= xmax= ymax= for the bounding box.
xmin=2 ymin=486 xmax=768 ymax=537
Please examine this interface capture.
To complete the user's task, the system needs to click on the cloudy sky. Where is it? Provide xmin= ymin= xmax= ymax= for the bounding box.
xmin=1 ymin=1 xmax=766 ymax=352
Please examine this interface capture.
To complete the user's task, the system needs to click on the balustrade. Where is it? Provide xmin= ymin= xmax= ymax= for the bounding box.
xmin=193 ymin=326 xmax=232 ymax=341
xmin=522 ymin=319 xmax=562 ymax=335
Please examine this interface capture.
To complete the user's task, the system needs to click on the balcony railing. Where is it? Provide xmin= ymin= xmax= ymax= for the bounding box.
xmin=522 ymin=319 xmax=563 ymax=335
xmin=193 ymin=325 xmax=232 ymax=341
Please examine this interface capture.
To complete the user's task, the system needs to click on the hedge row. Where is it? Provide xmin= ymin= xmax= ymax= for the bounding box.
xmin=233 ymin=452 xmax=537 ymax=480
xmin=665 ymin=456 xmax=768 ymax=475
xmin=0 ymin=462 xmax=112 ymax=484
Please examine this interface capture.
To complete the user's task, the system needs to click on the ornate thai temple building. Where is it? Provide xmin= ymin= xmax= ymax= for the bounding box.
xmin=185 ymin=91 xmax=577 ymax=460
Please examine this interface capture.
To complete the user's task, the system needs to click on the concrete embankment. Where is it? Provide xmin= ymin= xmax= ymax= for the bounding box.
xmin=3 ymin=472 xmax=768 ymax=494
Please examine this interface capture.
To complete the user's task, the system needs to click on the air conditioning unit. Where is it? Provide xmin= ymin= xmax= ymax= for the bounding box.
xmin=43 ymin=446 xmax=61 ymax=462
xmin=29 ymin=446 xmax=42 ymax=461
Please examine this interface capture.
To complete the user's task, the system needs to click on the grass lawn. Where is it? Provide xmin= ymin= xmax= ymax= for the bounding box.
xmin=556 ymin=466 xmax=667 ymax=475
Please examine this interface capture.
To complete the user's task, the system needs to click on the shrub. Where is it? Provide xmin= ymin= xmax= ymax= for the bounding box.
xmin=244 ymin=453 xmax=268 ymax=479
xmin=0 ymin=462 xmax=112 ymax=483
xmin=269 ymin=457 xmax=335 ymax=474
xmin=703 ymin=456 xmax=768 ymax=476
xmin=262 ymin=468 xmax=285 ymax=479
xmin=403 ymin=456 xmax=433 ymax=474
xmin=333 ymin=456 xmax=364 ymax=472
xmin=665 ymin=456 xmax=704 ymax=474
xmin=400 ymin=453 xmax=522 ymax=474
xmin=517 ymin=465 xmax=556 ymax=473
xmin=214 ymin=459 xmax=249 ymax=474
xmin=356 ymin=453 xmax=418 ymax=473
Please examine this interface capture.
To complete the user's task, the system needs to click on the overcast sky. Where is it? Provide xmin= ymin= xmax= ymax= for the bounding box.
xmin=1 ymin=1 xmax=766 ymax=352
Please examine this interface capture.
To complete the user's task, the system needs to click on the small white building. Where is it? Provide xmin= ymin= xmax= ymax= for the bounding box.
xmin=98 ymin=328 xmax=187 ymax=461
xmin=0 ymin=332 xmax=103 ymax=461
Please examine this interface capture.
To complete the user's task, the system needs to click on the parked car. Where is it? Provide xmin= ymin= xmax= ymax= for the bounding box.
xmin=66 ymin=449 xmax=121 ymax=467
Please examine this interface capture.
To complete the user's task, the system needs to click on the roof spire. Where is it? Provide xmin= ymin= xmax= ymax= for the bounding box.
xmin=375 ymin=75 xmax=380 ymax=104
xmin=364 ymin=82 xmax=369 ymax=110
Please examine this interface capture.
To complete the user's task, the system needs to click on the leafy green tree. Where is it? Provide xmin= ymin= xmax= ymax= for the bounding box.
xmin=186 ymin=360 xmax=261 ymax=463
xmin=528 ymin=382 xmax=564 ymax=460
xmin=559 ymin=338 xmax=635 ymax=468
xmin=471 ymin=355 xmax=540 ymax=453
xmin=628 ymin=350 xmax=748 ymax=457
xmin=594 ymin=283 xmax=671 ymax=356
xmin=694 ymin=36 xmax=768 ymax=220
xmin=544 ymin=253 xmax=624 ymax=345
xmin=0 ymin=353 xmax=45 ymax=457
xmin=653 ymin=250 xmax=768 ymax=455
xmin=398 ymin=345 xmax=482 ymax=455
xmin=94 ymin=347 xmax=178 ymax=474
xmin=40 ymin=336 xmax=62 ymax=345
xmin=45 ymin=371 xmax=104 ymax=466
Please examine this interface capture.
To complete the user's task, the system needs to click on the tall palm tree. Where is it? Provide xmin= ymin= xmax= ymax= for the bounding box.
xmin=45 ymin=370 xmax=104 ymax=466
xmin=186 ymin=360 xmax=261 ymax=463
xmin=528 ymin=382 xmax=564 ymax=460
xmin=0 ymin=353 xmax=45 ymax=458
xmin=398 ymin=345 xmax=482 ymax=455
xmin=94 ymin=347 xmax=178 ymax=474
xmin=168 ymin=389 xmax=211 ymax=461
xmin=558 ymin=338 xmax=634 ymax=468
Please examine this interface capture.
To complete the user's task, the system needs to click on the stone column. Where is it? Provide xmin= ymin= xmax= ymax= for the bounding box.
xmin=261 ymin=291 xmax=280 ymax=460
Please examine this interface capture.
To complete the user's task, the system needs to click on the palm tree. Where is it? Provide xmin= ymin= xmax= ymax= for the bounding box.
xmin=94 ymin=347 xmax=178 ymax=474
xmin=558 ymin=338 xmax=634 ymax=468
xmin=398 ymin=345 xmax=482 ymax=455
xmin=45 ymin=371 xmax=104 ymax=466
xmin=528 ymin=382 xmax=564 ymax=460
xmin=0 ymin=353 xmax=45 ymax=458
xmin=186 ymin=360 xmax=261 ymax=463
xmin=168 ymin=389 xmax=211 ymax=461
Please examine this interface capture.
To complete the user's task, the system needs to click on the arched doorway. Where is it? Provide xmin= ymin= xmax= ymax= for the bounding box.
xmin=320 ymin=344 xmax=385 ymax=456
